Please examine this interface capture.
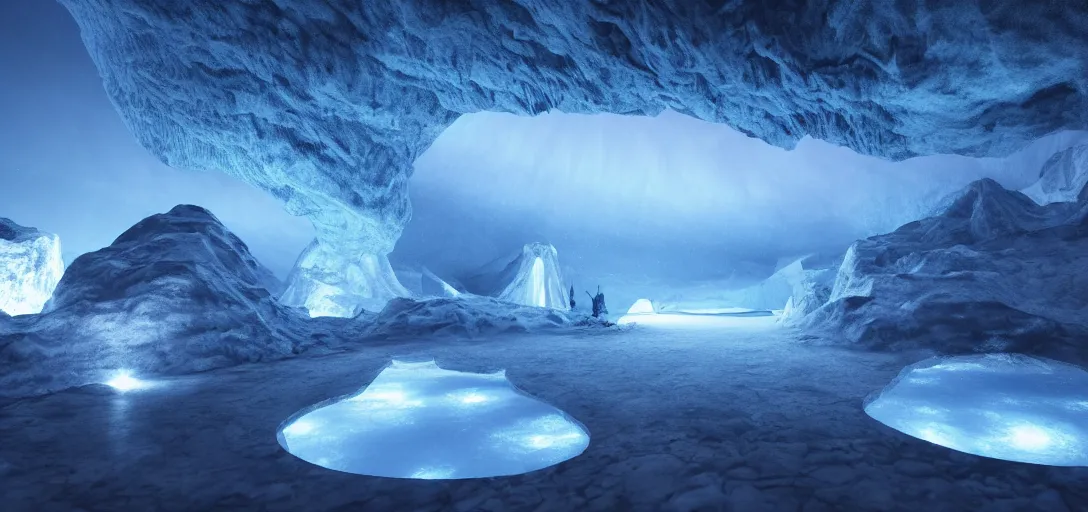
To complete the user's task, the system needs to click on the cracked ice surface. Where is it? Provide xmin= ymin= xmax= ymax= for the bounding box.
xmin=0 ymin=217 xmax=63 ymax=316
xmin=866 ymin=354 xmax=1088 ymax=467
xmin=278 ymin=359 xmax=589 ymax=478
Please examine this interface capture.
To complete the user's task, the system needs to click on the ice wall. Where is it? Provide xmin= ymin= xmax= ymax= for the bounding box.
xmin=1022 ymin=144 xmax=1088 ymax=205
xmin=0 ymin=217 xmax=63 ymax=316
xmin=280 ymin=242 xmax=409 ymax=318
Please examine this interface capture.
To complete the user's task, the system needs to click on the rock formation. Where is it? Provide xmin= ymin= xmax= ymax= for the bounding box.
xmin=802 ymin=179 xmax=1088 ymax=363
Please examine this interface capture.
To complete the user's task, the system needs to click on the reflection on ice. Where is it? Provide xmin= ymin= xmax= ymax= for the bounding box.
xmin=278 ymin=359 xmax=589 ymax=479
xmin=866 ymin=354 xmax=1088 ymax=466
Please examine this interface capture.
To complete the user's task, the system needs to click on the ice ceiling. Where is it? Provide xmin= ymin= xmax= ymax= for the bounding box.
xmin=57 ymin=0 xmax=1088 ymax=308
xmin=278 ymin=360 xmax=589 ymax=478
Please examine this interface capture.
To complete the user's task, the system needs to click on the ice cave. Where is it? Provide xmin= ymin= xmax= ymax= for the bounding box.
xmin=278 ymin=360 xmax=589 ymax=479
xmin=3 ymin=0 xmax=1088 ymax=510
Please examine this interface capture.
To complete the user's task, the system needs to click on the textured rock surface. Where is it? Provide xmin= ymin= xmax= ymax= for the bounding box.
xmin=0 ymin=205 xmax=336 ymax=398
xmin=802 ymin=179 xmax=1088 ymax=363
xmin=1022 ymin=144 xmax=1088 ymax=205
xmin=0 ymin=217 xmax=64 ymax=316
xmin=59 ymin=0 xmax=1088 ymax=260
xmin=365 ymin=295 xmax=592 ymax=339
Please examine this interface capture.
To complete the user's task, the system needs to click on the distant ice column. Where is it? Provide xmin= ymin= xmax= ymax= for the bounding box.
xmin=531 ymin=257 xmax=546 ymax=308
xmin=280 ymin=240 xmax=409 ymax=318
xmin=0 ymin=218 xmax=64 ymax=316
xmin=497 ymin=243 xmax=569 ymax=310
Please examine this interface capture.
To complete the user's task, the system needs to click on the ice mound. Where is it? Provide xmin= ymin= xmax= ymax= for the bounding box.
xmin=626 ymin=298 xmax=656 ymax=315
xmin=801 ymin=179 xmax=1088 ymax=362
xmin=1021 ymin=144 xmax=1088 ymax=205
xmin=280 ymin=241 xmax=410 ymax=318
xmin=463 ymin=243 xmax=569 ymax=310
xmin=278 ymin=359 xmax=590 ymax=479
xmin=866 ymin=354 xmax=1088 ymax=466
xmin=0 ymin=217 xmax=64 ymax=316
xmin=363 ymin=296 xmax=586 ymax=340
xmin=0 ymin=205 xmax=321 ymax=398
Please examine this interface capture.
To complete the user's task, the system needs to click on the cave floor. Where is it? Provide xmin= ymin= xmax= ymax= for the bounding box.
xmin=1 ymin=316 xmax=1085 ymax=512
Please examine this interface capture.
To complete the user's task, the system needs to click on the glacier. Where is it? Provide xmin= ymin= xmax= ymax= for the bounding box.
xmin=865 ymin=354 xmax=1088 ymax=467
xmin=0 ymin=217 xmax=64 ymax=316
xmin=278 ymin=359 xmax=590 ymax=479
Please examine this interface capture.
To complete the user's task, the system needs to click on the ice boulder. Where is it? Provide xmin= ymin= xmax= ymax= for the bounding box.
xmin=0 ymin=205 xmax=324 ymax=398
xmin=866 ymin=354 xmax=1088 ymax=466
xmin=0 ymin=218 xmax=64 ymax=316
xmin=1022 ymin=144 xmax=1088 ymax=205
xmin=462 ymin=243 xmax=569 ymax=310
xmin=802 ymin=179 xmax=1088 ymax=362
xmin=280 ymin=241 xmax=410 ymax=318
xmin=278 ymin=359 xmax=590 ymax=478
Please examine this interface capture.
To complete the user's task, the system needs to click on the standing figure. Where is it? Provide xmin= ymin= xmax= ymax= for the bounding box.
xmin=569 ymin=284 xmax=576 ymax=310
xmin=585 ymin=286 xmax=608 ymax=318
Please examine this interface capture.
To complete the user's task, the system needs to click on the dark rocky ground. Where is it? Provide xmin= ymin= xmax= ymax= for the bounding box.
xmin=1 ymin=315 xmax=1084 ymax=511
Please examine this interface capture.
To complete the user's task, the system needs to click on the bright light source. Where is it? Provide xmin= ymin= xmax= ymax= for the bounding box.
xmin=278 ymin=359 xmax=589 ymax=478
xmin=530 ymin=257 xmax=546 ymax=308
xmin=105 ymin=371 xmax=146 ymax=392
xmin=866 ymin=354 xmax=1088 ymax=466
xmin=626 ymin=298 xmax=655 ymax=315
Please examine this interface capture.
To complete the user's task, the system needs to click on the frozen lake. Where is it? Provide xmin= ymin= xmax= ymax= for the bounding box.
xmin=1 ymin=315 xmax=1085 ymax=511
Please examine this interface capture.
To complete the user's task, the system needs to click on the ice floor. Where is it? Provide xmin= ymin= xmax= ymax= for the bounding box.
xmin=1 ymin=316 xmax=1086 ymax=511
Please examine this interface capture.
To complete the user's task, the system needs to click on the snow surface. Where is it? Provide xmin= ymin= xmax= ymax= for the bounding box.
xmin=280 ymin=241 xmax=409 ymax=318
xmin=800 ymin=178 xmax=1088 ymax=363
xmin=362 ymin=296 xmax=601 ymax=341
xmin=866 ymin=354 xmax=1088 ymax=467
xmin=626 ymin=299 xmax=655 ymax=315
xmin=1021 ymin=144 xmax=1088 ymax=205
xmin=278 ymin=359 xmax=589 ymax=479
xmin=0 ymin=217 xmax=64 ymax=316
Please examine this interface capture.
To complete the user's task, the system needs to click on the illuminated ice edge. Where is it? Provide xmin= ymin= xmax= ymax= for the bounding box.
xmin=863 ymin=354 xmax=1088 ymax=467
xmin=275 ymin=358 xmax=591 ymax=479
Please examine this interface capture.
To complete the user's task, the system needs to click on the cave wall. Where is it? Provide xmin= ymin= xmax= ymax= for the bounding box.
xmin=59 ymin=0 xmax=1088 ymax=260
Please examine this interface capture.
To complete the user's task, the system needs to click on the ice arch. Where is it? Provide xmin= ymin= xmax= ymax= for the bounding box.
xmin=626 ymin=299 xmax=656 ymax=315
xmin=866 ymin=354 xmax=1088 ymax=467
xmin=278 ymin=360 xmax=590 ymax=478
xmin=59 ymin=0 xmax=1088 ymax=313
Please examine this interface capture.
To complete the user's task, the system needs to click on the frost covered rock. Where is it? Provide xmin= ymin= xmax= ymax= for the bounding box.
xmin=0 ymin=218 xmax=64 ymax=316
xmin=59 ymin=0 xmax=1088 ymax=282
xmin=803 ymin=179 xmax=1088 ymax=362
xmin=463 ymin=243 xmax=569 ymax=310
xmin=1021 ymin=144 xmax=1088 ymax=205
xmin=364 ymin=296 xmax=590 ymax=340
xmin=280 ymin=241 xmax=409 ymax=318
xmin=0 ymin=205 xmax=326 ymax=398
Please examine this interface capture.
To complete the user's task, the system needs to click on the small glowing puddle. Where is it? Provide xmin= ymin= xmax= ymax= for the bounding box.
xmin=278 ymin=360 xmax=590 ymax=479
xmin=865 ymin=354 xmax=1088 ymax=466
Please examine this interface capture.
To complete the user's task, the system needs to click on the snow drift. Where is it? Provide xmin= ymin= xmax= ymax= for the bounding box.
xmin=0 ymin=217 xmax=64 ymax=316
xmin=802 ymin=179 xmax=1088 ymax=363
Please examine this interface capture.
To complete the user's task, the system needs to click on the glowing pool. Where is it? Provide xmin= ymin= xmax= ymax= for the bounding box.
xmin=865 ymin=354 xmax=1088 ymax=466
xmin=277 ymin=359 xmax=590 ymax=479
